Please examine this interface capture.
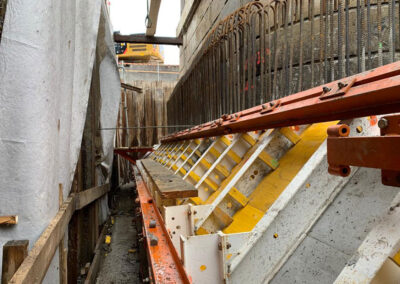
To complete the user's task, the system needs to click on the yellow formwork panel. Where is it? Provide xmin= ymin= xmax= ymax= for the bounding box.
xmin=223 ymin=122 xmax=336 ymax=234
xmin=223 ymin=205 xmax=264 ymax=234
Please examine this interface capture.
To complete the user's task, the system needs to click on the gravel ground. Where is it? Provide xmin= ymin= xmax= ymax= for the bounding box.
xmin=96 ymin=183 xmax=141 ymax=284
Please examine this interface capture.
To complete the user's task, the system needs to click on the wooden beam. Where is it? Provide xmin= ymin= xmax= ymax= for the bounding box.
xmin=114 ymin=33 xmax=183 ymax=46
xmin=58 ymin=184 xmax=67 ymax=284
xmin=84 ymin=223 xmax=107 ymax=284
xmin=0 ymin=216 xmax=18 ymax=225
xmin=2 ymin=240 xmax=28 ymax=284
xmin=145 ymin=0 xmax=161 ymax=36
xmin=75 ymin=184 xmax=110 ymax=210
xmin=9 ymin=195 xmax=76 ymax=284
xmin=121 ymin=82 xmax=142 ymax=93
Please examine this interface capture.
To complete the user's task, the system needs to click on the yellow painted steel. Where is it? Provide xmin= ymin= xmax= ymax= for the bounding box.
xmin=223 ymin=122 xmax=336 ymax=234
xmin=227 ymin=150 xmax=242 ymax=164
xmin=280 ymin=127 xmax=301 ymax=144
xmin=215 ymin=164 xmax=230 ymax=177
xmin=220 ymin=136 xmax=242 ymax=164
xmin=196 ymin=227 xmax=210 ymax=235
xmin=228 ymin=188 xmax=249 ymax=207
xmin=189 ymin=197 xmax=203 ymax=205
xmin=223 ymin=205 xmax=264 ymax=233
xmin=208 ymin=147 xmax=221 ymax=158
xmin=213 ymin=207 xmax=233 ymax=227
xmin=204 ymin=132 xmax=270 ymax=205
xmin=242 ymin=133 xmax=256 ymax=146
xmin=258 ymin=152 xmax=279 ymax=170
xmin=393 ymin=250 xmax=400 ymax=265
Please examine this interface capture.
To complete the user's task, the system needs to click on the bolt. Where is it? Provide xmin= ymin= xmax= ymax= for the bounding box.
xmin=337 ymin=82 xmax=347 ymax=89
xmin=148 ymin=233 xmax=158 ymax=246
xmin=218 ymin=242 xmax=223 ymax=250
xmin=226 ymin=242 xmax=231 ymax=249
xmin=273 ymin=233 xmax=278 ymax=239
xmin=261 ymin=104 xmax=267 ymax=110
xmin=269 ymin=102 xmax=275 ymax=107
xmin=149 ymin=220 xmax=156 ymax=228
xmin=322 ymin=86 xmax=331 ymax=93
xmin=378 ymin=118 xmax=389 ymax=129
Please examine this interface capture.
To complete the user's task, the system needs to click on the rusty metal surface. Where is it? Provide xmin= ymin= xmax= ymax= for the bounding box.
xmin=327 ymin=114 xmax=400 ymax=186
xmin=162 ymin=61 xmax=400 ymax=142
xmin=133 ymin=166 xmax=191 ymax=284
xmin=167 ymin=0 xmax=400 ymax=133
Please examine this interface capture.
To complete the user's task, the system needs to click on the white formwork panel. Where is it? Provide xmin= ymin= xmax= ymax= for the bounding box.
xmin=181 ymin=234 xmax=223 ymax=284
xmin=164 ymin=204 xmax=213 ymax=256
xmin=228 ymin=118 xmax=379 ymax=283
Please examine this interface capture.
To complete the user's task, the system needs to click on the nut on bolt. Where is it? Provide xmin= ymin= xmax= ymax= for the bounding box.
xmin=378 ymin=118 xmax=389 ymax=129
xmin=322 ymin=86 xmax=331 ymax=93
xmin=337 ymin=81 xmax=347 ymax=89
xmin=148 ymin=233 xmax=158 ymax=246
xmin=149 ymin=220 xmax=156 ymax=228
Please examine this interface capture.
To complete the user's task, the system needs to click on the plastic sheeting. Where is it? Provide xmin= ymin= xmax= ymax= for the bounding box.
xmin=0 ymin=0 xmax=120 ymax=281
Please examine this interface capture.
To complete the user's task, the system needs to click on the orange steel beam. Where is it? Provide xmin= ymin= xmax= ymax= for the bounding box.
xmin=327 ymin=114 xmax=400 ymax=187
xmin=132 ymin=165 xmax=191 ymax=284
xmin=162 ymin=61 xmax=400 ymax=142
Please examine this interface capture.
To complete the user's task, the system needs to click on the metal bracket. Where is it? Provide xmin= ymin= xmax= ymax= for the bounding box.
xmin=327 ymin=115 xmax=400 ymax=187
xmin=320 ymin=78 xmax=356 ymax=100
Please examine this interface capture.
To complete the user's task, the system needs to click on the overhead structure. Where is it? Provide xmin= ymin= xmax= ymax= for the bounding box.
xmin=145 ymin=0 xmax=161 ymax=36
xmin=114 ymin=33 xmax=183 ymax=46
xmin=117 ymin=61 xmax=400 ymax=283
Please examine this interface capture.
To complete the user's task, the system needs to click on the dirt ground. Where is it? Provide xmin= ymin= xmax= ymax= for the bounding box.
xmin=96 ymin=183 xmax=141 ymax=284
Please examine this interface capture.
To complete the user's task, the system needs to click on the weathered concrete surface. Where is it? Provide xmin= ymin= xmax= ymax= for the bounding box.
xmin=271 ymin=168 xmax=399 ymax=284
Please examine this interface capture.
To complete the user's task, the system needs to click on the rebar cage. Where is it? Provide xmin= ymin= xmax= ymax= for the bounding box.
xmin=167 ymin=0 xmax=400 ymax=132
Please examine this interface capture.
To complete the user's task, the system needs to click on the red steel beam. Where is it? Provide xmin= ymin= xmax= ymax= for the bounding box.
xmin=133 ymin=165 xmax=191 ymax=284
xmin=162 ymin=61 xmax=400 ymax=142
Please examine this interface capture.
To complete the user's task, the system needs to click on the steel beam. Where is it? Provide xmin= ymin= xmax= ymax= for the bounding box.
xmin=162 ymin=61 xmax=400 ymax=142
xmin=327 ymin=114 xmax=400 ymax=187
xmin=114 ymin=33 xmax=183 ymax=46
xmin=133 ymin=166 xmax=191 ymax=284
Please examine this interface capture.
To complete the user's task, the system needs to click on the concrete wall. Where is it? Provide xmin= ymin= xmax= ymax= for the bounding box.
xmin=178 ymin=0 xmax=252 ymax=75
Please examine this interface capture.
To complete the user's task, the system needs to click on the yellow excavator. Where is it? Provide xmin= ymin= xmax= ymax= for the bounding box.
xmin=115 ymin=42 xmax=164 ymax=63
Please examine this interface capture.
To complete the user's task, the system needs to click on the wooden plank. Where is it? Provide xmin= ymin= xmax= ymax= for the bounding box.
xmin=68 ymin=153 xmax=83 ymax=284
xmin=9 ymin=195 xmax=76 ymax=284
xmin=121 ymin=82 xmax=142 ymax=93
xmin=58 ymin=184 xmax=67 ymax=284
xmin=114 ymin=33 xmax=183 ymax=46
xmin=140 ymin=159 xmax=198 ymax=199
xmin=75 ymin=184 xmax=110 ymax=210
xmin=84 ymin=222 xmax=107 ymax=284
xmin=2 ymin=240 xmax=28 ymax=284
xmin=145 ymin=0 xmax=161 ymax=36
xmin=0 ymin=216 xmax=18 ymax=225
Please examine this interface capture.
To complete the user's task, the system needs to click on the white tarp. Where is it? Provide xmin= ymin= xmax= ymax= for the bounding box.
xmin=0 ymin=0 xmax=120 ymax=281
